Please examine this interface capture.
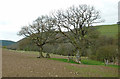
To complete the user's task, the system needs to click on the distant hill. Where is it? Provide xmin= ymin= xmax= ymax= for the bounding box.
xmin=7 ymin=38 xmax=33 ymax=50
xmin=0 ymin=40 xmax=16 ymax=46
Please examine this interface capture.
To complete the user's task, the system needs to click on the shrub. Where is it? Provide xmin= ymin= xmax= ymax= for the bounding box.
xmin=96 ymin=45 xmax=118 ymax=62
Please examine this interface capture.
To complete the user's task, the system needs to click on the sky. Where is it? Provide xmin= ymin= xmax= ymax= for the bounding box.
xmin=0 ymin=0 xmax=119 ymax=42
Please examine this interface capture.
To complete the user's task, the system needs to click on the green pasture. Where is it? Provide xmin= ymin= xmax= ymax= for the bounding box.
xmin=95 ymin=24 xmax=118 ymax=37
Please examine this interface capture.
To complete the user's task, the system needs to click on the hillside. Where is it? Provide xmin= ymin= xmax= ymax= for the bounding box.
xmin=8 ymin=24 xmax=118 ymax=51
xmin=0 ymin=40 xmax=16 ymax=46
xmin=95 ymin=24 xmax=118 ymax=37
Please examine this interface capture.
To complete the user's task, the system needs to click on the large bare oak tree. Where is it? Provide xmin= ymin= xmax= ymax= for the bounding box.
xmin=52 ymin=5 xmax=103 ymax=63
xmin=18 ymin=15 xmax=58 ymax=58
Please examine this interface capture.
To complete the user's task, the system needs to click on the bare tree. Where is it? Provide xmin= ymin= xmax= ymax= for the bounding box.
xmin=18 ymin=15 xmax=58 ymax=58
xmin=53 ymin=4 xmax=103 ymax=63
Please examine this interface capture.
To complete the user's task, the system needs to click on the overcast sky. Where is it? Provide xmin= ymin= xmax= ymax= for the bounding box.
xmin=0 ymin=0 xmax=119 ymax=42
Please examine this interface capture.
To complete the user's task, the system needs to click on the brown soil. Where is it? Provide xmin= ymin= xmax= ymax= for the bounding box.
xmin=2 ymin=49 xmax=77 ymax=77
xmin=2 ymin=49 xmax=118 ymax=77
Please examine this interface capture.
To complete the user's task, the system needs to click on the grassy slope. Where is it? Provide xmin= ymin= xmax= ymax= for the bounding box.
xmin=95 ymin=24 xmax=118 ymax=37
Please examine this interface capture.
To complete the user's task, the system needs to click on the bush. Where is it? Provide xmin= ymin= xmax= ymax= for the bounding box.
xmin=89 ymin=55 xmax=97 ymax=60
xmin=2 ymin=46 xmax=7 ymax=49
xmin=96 ymin=45 xmax=118 ymax=62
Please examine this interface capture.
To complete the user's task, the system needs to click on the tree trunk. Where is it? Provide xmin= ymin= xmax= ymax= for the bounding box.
xmin=37 ymin=47 xmax=44 ymax=58
xmin=68 ymin=56 xmax=73 ymax=62
xmin=76 ymin=49 xmax=81 ymax=64
xmin=68 ymin=53 xmax=70 ymax=62
xmin=104 ymin=59 xmax=108 ymax=66
xmin=45 ymin=53 xmax=50 ymax=58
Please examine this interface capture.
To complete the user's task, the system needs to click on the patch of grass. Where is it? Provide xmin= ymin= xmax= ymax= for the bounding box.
xmin=9 ymin=49 xmax=38 ymax=55
xmin=81 ymin=59 xmax=104 ymax=65
xmin=107 ymin=64 xmax=120 ymax=68
xmin=49 ymin=58 xmax=79 ymax=64
xmin=9 ymin=49 xmax=68 ymax=58
xmin=49 ymin=58 xmax=120 ymax=68
xmin=81 ymin=59 xmax=120 ymax=68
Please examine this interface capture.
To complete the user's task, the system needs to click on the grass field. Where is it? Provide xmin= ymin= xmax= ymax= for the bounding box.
xmin=95 ymin=24 xmax=118 ymax=37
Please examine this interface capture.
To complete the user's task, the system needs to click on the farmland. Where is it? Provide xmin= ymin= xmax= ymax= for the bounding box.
xmin=2 ymin=49 xmax=118 ymax=77
xmin=1 ymin=1 xmax=119 ymax=78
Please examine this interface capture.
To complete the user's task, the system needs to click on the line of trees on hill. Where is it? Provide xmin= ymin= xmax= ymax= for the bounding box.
xmin=8 ymin=4 xmax=118 ymax=65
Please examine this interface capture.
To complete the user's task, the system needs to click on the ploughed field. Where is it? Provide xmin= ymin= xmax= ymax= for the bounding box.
xmin=2 ymin=49 xmax=118 ymax=77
